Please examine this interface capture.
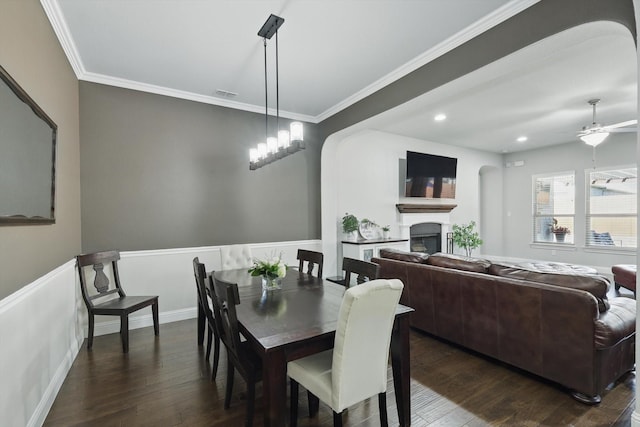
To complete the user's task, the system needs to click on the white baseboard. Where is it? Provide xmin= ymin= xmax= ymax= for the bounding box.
xmin=27 ymin=329 xmax=83 ymax=427
xmin=92 ymin=307 xmax=198 ymax=337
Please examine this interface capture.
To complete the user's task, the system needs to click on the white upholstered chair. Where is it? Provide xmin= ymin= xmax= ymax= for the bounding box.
xmin=220 ymin=244 xmax=253 ymax=270
xmin=287 ymin=278 xmax=404 ymax=427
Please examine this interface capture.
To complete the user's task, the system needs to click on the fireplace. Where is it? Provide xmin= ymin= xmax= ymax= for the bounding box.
xmin=396 ymin=203 xmax=456 ymax=254
xmin=410 ymin=223 xmax=441 ymax=253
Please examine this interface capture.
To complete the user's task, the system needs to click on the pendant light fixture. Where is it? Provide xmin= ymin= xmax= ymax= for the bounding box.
xmin=249 ymin=14 xmax=304 ymax=171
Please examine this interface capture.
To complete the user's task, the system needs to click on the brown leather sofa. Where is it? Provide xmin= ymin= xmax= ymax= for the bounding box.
xmin=373 ymin=250 xmax=636 ymax=404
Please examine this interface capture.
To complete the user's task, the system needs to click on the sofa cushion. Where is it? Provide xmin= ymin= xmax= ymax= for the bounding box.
xmin=378 ymin=248 xmax=429 ymax=264
xmin=488 ymin=262 xmax=610 ymax=312
xmin=426 ymin=252 xmax=491 ymax=273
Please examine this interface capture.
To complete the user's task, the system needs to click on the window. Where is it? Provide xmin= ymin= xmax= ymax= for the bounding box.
xmin=586 ymin=167 xmax=636 ymax=249
xmin=533 ymin=172 xmax=575 ymax=244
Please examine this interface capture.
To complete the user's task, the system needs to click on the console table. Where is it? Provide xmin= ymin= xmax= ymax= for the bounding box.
xmin=342 ymin=237 xmax=409 ymax=262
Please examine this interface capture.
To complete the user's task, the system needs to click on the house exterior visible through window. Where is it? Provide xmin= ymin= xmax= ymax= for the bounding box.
xmin=586 ymin=167 xmax=637 ymax=249
xmin=533 ymin=172 xmax=575 ymax=244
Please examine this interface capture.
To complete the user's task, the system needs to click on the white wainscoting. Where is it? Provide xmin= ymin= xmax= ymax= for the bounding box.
xmin=0 ymin=239 xmax=321 ymax=427
xmin=0 ymin=259 xmax=83 ymax=427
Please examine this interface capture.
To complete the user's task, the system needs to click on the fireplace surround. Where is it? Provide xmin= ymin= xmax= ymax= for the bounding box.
xmin=397 ymin=203 xmax=456 ymax=254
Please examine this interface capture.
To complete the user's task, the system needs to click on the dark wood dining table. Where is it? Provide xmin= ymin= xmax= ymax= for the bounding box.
xmin=209 ymin=268 xmax=414 ymax=426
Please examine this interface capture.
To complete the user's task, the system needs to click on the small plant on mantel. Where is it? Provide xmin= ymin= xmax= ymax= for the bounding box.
xmin=451 ymin=221 xmax=483 ymax=257
xmin=341 ymin=213 xmax=359 ymax=234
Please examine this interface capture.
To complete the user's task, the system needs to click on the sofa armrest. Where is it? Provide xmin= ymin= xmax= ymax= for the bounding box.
xmin=594 ymin=297 xmax=636 ymax=349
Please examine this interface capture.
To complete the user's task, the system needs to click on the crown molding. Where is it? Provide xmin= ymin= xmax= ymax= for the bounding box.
xmin=314 ymin=0 xmax=541 ymax=122
xmin=41 ymin=0 xmax=538 ymax=124
xmin=40 ymin=0 xmax=85 ymax=78
xmin=81 ymin=72 xmax=316 ymax=123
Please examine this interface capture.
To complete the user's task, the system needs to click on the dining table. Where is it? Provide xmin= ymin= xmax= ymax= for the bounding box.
xmin=210 ymin=268 xmax=414 ymax=427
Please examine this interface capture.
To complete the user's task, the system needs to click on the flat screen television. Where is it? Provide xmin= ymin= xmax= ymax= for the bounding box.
xmin=404 ymin=151 xmax=457 ymax=198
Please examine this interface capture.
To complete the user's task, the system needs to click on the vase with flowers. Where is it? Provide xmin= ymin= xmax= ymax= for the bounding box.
xmin=552 ymin=218 xmax=570 ymax=243
xmin=248 ymin=253 xmax=287 ymax=291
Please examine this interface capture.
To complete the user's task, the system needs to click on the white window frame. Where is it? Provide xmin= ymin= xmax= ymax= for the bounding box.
xmin=585 ymin=165 xmax=637 ymax=250
xmin=532 ymin=171 xmax=575 ymax=245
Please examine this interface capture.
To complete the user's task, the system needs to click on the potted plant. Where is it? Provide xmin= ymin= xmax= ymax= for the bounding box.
xmin=552 ymin=218 xmax=570 ymax=243
xmin=381 ymin=225 xmax=391 ymax=239
xmin=342 ymin=213 xmax=359 ymax=239
xmin=451 ymin=221 xmax=483 ymax=257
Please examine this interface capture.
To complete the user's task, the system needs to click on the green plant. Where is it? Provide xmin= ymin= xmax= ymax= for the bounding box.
xmin=451 ymin=221 xmax=483 ymax=257
xmin=342 ymin=213 xmax=359 ymax=233
xmin=248 ymin=253 xmax=286 ymax=279
xmin=382 ymin=225 xmax=390 ymax=232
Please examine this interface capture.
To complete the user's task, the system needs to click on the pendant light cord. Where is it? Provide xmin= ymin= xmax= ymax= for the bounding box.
xmin=275 ymin=30 xmax=280 ymax=133
xmin=263 ymin=38 xmax=268 ymax=140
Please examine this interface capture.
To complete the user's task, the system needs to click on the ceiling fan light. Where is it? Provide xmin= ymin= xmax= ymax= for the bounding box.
xmin=580 ymin=131 xmax=609 ymax=147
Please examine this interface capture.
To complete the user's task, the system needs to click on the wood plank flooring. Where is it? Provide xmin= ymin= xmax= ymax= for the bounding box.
xmin=44 ymin=318 xmax=635 ymax=426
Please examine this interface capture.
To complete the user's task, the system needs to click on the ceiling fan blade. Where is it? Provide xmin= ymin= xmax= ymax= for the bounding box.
xmin=608 ymin=128 xmax=637 ymax=133
xmin=604 ymin=119 xmax=637 ymax=130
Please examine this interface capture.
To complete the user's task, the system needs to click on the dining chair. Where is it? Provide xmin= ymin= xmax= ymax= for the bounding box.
xmin=76 ymin=250 xmax=159 ymax=353
xmin=297 ymin=249 xmax=324 ymax=278
xmin=342 ymin=257 xmax=380 ymax=287
xmin=288 ymin=278 xmax=404 ymax=427
xmin=220 ymin=244 xmax=254 ymax=270
xmin=192 ymin=258 xmax=221 ymax=380
xmin=208 ymin=274 xmax=262 ymax=427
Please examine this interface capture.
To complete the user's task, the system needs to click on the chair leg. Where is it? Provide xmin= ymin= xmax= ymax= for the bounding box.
xmin=307 ymin=391 xmax=319 ymax=418
xmin=211 ymin=331 xmax=220 ymax=381
xmin=205 ymin=327 xmax=213 ymax=361
xmin=378 ymin=392 xmax=388 ymax=427
xmin=290 ymin=379 xmax=299 ymax=427
xmin=224 ymin=358 xmax=234 ymax=409
xmin=121 ymin=315 xmax=129 ymax=353
xmin=152 ymin=301 xmax=159 ymax=336
xmin=333 ymin=411 xmax=343 ymax=427
xmin=87 ymin=313 xmax=95 ymax=350
xmin=245 ymin=374 xmax=256 ymax=427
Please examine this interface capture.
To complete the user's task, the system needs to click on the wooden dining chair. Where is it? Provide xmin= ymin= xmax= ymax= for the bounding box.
xmin=76 ymin=250 xmax=159 ymax=353
xmin=207 ymin=274 xmax=262 ymax=427
xmin=297 ymin=249 xmax=324 ymax=278
xmin=288 ymin=279 xmax=404 ymax=427
xmin=342 ymin=257 xmax=380 ymax=287
xmin=192 ymin=258 xmax=220 ymax=380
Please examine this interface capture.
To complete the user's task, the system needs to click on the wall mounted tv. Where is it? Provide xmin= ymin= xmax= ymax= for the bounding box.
xmin=405 ymin=151 xmax=457 ymax=199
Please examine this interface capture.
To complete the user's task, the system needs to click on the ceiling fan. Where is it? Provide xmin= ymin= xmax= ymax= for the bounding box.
xmin=577 ymin=99 xmax=637 ymax=147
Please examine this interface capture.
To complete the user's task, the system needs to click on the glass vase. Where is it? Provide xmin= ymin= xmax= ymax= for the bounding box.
xmin=261 ymin=275 xmax=281 ymax=291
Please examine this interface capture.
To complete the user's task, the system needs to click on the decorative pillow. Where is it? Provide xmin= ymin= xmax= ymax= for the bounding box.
xmin=488 ymin=262 xmax=610 ymax=312
xmin=378 ymin=248 xmax=429 ymax=264
xmin=426 ymin=252 xmax=491 ymax=273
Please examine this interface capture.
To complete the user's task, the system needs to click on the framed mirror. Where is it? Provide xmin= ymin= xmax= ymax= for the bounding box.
xmin=0 ymin=65 xmax=57 ymax=224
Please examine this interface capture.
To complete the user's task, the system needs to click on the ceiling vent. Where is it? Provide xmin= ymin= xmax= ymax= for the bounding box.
xmin=214 ymin=89 xmax=238 ymax=98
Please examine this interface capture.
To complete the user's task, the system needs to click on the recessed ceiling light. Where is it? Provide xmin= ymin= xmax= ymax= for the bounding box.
xmin=434 ymin=113 xmax=447 ymax=122
xmin=516 ymin=136 xmax=528 ymax=142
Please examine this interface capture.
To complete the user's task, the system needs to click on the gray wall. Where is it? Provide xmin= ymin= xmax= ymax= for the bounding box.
xmin=79 ymin=82 xmax=321 ymax=252
xmin=0 ymin=0 xmax=81 ymax=300
xmin=502 ymin=133 xmax=637 ymax=268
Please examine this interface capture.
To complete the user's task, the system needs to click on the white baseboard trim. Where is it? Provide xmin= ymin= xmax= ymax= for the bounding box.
xmin=92 ymin=307 xmax=198 ymax=337
xmin=27 ymin=332 xmax=83 ymax=427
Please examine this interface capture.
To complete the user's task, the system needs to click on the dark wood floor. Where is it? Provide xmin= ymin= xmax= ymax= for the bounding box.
xmin=44 ymin=318 xmax=635 ymax=427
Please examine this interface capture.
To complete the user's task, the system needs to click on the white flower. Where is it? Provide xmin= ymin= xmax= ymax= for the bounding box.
xmin=277 ymin=262 xmax=287 ymax=278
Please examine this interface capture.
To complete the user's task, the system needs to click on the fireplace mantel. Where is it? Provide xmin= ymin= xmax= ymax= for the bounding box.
xmin=396 ymin=204 xmax=457 ymax=214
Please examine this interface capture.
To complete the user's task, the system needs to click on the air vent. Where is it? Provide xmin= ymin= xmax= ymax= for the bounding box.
xmin=214 ymin=89 xmax=238 ymax=98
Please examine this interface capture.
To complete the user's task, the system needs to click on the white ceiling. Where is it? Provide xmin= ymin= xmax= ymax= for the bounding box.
xmin=43 ymin=0 xmax=636 ymax=153
xmin=373 ymin=21 xmax=638 ymax=153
